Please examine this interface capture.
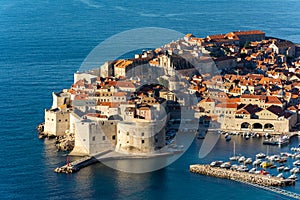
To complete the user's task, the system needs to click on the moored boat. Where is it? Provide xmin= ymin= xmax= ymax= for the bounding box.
xmin=261 ymin=161 xmax=272 ymax=168
xmin=293 ymin=160 xmax=300 ymax=166
xmin=288 ymin=174 xmax=298 ymax=180
xmin=276 ymin=173 xmax=284 ymax=179
xmin=277 ymin=166 xmax=285 ymax=171
xmin=256 ymin=153 xmax=266 ymax=159
xmin=291 ymin=167 xmax=300 ymax=174
xmin=253 ymin=159 xmax=262 ymax=166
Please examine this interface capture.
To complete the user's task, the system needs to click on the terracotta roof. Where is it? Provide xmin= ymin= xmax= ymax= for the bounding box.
xmin=85 ymin=113 xmax=107 ymax=118
xmin=233 ymin=30 xmax=265 ymax=35
xmin=99 ymin=102 xmax=120 ymax=108
xmin=266 ymin=96 xmax=282 ymax=104
xmin=107 ymin=81 xmax=135 ymax=88
xmin=114 ymin=59 xmax=133 ymax=69
xmin=113 ymin=92 xmax=127 ymax=97
xmin=216 ymin=103 xmax=238 ymax=109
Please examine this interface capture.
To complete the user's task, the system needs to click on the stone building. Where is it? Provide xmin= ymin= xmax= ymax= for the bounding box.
xmin=115 ymin=119 xmax=166 ymax=154
xmin=44 ymin=107 xmax=70 ymax=136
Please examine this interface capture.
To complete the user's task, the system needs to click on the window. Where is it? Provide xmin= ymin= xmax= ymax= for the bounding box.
xmin=127 ymin=132 xmax=129 ymax=136
xmin=142 ymin=140 xmax=145 ymax=144
xmin=92 ymin=136 xmax=95 ymax=141
xmin=155 ymin=139 xmax=158 ymax=143
xmin=58 ymin=119 xmax=61 ymax=122
xmin=141 ymin=132 xmax=144 ymax=137
xmin=65 ymin=119 xmax=68 ymax=122
xmin=102 ymin=136 xmax=106 ymax=141
xmin=112 ymin=135 xmax=116 ymax=140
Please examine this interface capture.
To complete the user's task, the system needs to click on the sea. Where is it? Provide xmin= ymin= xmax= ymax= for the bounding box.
xmin=1 ymin=0 xmax=300 ymax=199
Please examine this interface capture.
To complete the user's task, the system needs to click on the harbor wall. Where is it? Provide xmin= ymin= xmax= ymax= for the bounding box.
xmin=190 ymin=164 xmax=294 ymax=187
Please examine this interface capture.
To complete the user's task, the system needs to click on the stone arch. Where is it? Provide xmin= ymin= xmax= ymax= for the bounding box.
xmin=252 ymin=123 xmax=263 ymax=130
xmin=241 ymin=122 xmax=251 ymax=129
xmin=264 ymin=123 xmax=274 ymax=131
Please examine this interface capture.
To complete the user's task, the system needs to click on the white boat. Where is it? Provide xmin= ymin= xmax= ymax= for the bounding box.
xmin=276 ymin=173 xmax=284 ymax=178
xmin=229 ymin=156 xmax=240 ymax=161
xmin=283 ymin=166 xmax=290 ymax=172
xmin=237 ymin=165 xmax=248 ymax=172
xmin=268 ymin=154 xmax=280 ymax=161
xmin=293 ymin=160 xmax=300 ymax=166
xmin=220 ymin=162 xmax=231 ymax=169
xmin=244 ymin=158 xmax=252 ymax=164
xmin=210 ymin=161 xmax=224 ymax=167
xmin=291 ymin=167 xmax=300 ymax=174
xmin=256 ymin=153 xmax=266 ymax=159
xmin=225 ymin=135 xmax=231 ymax=141
xmin=277 ymin=166 xmax=285 ymax=171
xmin=253 ymin=159 xmax=262 ymax=166
xmin=288 ymin=174 xmax=298 ymax=180
xmin=238 ymin=156 xmax=246 ymax=162
xmin=230 ymin=164 xmax=239 ymax=171
xmin=229 ymin=142 xmax=240 ymax=161
xmin=249 ymin=168 xmax=256 ymax=173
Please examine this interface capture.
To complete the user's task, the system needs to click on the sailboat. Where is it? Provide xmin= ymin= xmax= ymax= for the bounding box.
xmin=229 ymin=142 xmax=240 ymax=161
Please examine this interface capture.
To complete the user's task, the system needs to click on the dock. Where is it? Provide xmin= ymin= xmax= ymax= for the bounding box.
xmin=54 ymin=156 xmax=98 ymax=173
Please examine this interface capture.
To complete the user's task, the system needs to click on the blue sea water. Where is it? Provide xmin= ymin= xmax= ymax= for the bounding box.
xmin=1 ymin=0 xmax=300 ymax=199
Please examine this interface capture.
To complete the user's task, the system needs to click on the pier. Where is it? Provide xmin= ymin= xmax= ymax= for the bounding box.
xmin=54 ymin=156 xmax=98 ymax=173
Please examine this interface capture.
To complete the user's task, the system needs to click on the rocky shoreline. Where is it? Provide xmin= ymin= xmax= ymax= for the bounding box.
xmin=36 ymin=123 xmax=74 ymax=151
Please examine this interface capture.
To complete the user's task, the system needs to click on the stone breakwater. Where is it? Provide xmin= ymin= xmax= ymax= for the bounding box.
xmin=190 ymin=164 xmax=295 ymax=187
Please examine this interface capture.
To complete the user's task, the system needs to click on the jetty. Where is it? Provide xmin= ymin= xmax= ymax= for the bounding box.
xmin=54 ymin=156 xmax=98 ymax=173
xmin=189 ymin=164 xmax=295 ymax=187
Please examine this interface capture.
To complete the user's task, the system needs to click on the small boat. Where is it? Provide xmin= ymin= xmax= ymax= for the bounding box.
xmin=291 ymin=167 xmax=300 ymax=174
xmin=229 ymin=156 xmax=240 ymax=161
xmin=260 ymin=170 xmax=269 ymax=175
xmin=270 ymin=165 xmax=277 ymax=169
xmin=261 ymin=161 xmax=273 ymax=168
xmin=277 ymin=173 xmax=284 ymax=178
xmin=238 ymin=156 xmax=246 ymax=162
xmin=256 ymin=153 xmax=266 ymax=159
xmin=230 ymin=164 xmax=239 ymax=171
xmin=245 ymin=135 xmax=250 ymax=140
xmin=237 ymin=165 xmax=248 ymax=172
xmin=278 ymin=157 xmax=287 ymax=163
xmin=220 ymin=162 xmax=231 ymax=169
xmin=268 ymin=155 xmax=280 ymax=161
xmin=244 ymin=158 xmax=252 ymax=164
xmin=253 ymin=159 xmax=262 ymax=166
xmin=225 ymin=135 xmax=231 ymax=141
xmin=283 ymin=166 xmax=290 ymax=172
xmin=293 ymin=160 xmax=300 ymax=166
xmin=229 ymin=142 xmax=239 ymax=161
xmin=277 ymin=166 xmax=285 ymax=171
xmin=288 ymin=174 xmax=298 ymax=180
xmin=210 ymin=161 xmax=223 ymax=167
xmin=249 ymin=168 xmax=256 ymax=174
